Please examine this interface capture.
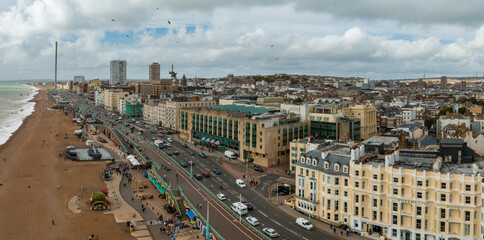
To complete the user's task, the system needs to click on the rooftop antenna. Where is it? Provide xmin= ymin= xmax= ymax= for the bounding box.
xmin=423 ymin=70 xmax=427 ymax=80
xmin=55 ymin=41 xmax=57 ymax=90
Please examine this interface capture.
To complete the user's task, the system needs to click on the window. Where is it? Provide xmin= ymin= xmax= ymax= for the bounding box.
xmin=417 ymin=180 xmax=422 ymax=186
xmin=327 ymin=176 xmax=331 ymax=184
xmin=440 ymin=194 xmax=446 ymax=202
xmin=373 ymin=185 xmax=378 ymax=192
xmin=344 ymin=191 xmax=348 ymax=197
xmin=324 ymin=162 xmax=329 ymax=169
xmin=393 ymin=203 xmax=398 ymax=211
xmin=344 ymin=202 xmax=347 ymax=212
xmin=441 ymin=182 xmax=446 ymax=189
xmin=465 ymin=211 xmax=470 ymax=221
xmin=417 ymin=192 xmax=422 ymax=199
xmin=334 ymin=164 xmax=340 ymax=171
xmin=401 ymin=188 xmax=405 ymax=196
xmin=335 ymin=178 xmax=339 ymax=185
xmin=342 ymin=166 xmax=348 ymax=173
xmin=416 ymin=219 xmax=421 ymax=229
xmin=373 ymin=199 xmax=378 ymax=207
xmin=355 ymin=195 xmax=359 ymax=203
xmin=355 ymin=207 xmax=359 ymax=215
xmin=344 ymin=178 xmax=348 ymax=186
xmin=465 ymin=196 xmax=471 ymax=204
xmin=327 ymin=199 xmax=331 ymax=210
xmin=440 ymin=209 xmax=445 ymax=218
xmin=440 ymin=222 xmax=445 ymax=232
xmin=393 ymin=177 xmax=398 ymax=183
xmin=335 ymin=190 xmax=339 ymax=196
xmin=393 ymin=188 xmax=398 ymax=195
xmin=466 ymin=185 xmax=471 ymax=191
xmin=416 ymin=206 xmax=421 ymax=215
xmin=373 ymin=174 xmax=378 ymax=180
xmin=372 ymin=211 xmax=377 ymax=220
xmin=327 ymin=189 xmax=331 ymax=194
xmin=465 ymin=224 xmax=470 ymax=235
xmin=392 ymin=215 xmax=397 ymax=225
xmin=401 ymin=177 xmax=405 ymax=184
xmin=355 ymin=170 xmax=359 ymax=176
xmin=355 ymin=182 xmax=359 ymax=188
xmin=426 ymin=180 xmax=429 ymax=187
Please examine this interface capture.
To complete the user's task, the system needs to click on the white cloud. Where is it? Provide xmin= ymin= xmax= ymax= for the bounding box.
xmin=0 ymin=1 xmax=483 ymax=80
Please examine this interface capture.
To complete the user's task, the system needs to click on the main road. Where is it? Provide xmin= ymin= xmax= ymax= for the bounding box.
xmin=61 ymin=90 xmax=341 ymax=240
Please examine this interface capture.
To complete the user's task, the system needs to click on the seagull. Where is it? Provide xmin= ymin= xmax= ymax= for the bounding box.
xmin=156 ymin=8 xmax=159 ymax=10
xmin=168 ymin=20 xmax=171 ymax=25
xmin=270 ymin=45 xmax=274 ymax=47
xmin=111 ymin=19 xmax=115 ymax=21
xmin=126 ymin=35 xmax=130 ymax=38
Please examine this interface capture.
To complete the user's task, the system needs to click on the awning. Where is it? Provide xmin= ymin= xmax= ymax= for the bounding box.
xmin=127 ymin=155 xmax=142 ymax=166
xmin=187 ymin=210 xmax=196 ymax=219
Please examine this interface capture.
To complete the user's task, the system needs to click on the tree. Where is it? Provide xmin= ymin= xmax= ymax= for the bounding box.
xmin=457 ymin=96 xmax=467 ymax=103
xmin=437 ymin=107 xmax=453 ymax=116
xmin=424 ymin=117 xmax=436 ymax=130
xmin=458 ymin=106 xmax=467 ymax=115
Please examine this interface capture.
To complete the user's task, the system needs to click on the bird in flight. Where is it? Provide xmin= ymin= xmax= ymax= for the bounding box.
xmin=168 ymin=20 xmax=171 ymax=25
xmin=270 ymin=45 xmax=274 ymax=47
xmin=111 ymin=19 xmax=115 ymax=21
xmin=126 ymin=35 xmax=130 ymax=38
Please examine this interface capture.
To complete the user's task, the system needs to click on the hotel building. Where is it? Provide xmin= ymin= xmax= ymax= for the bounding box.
xmin=294 ymin=143 xmax=482 ymax=240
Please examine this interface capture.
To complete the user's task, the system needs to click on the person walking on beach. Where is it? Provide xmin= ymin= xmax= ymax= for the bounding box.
xmin=52 ymin=219 xmax=55 ymax=225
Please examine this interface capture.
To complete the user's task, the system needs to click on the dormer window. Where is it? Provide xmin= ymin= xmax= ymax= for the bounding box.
xmin=306 ymin=158 xmax=311 ymax=165
xmin=324 ymin=162 xmax=329 ymax=169
xmin=300 ymin=156 xmax=305 ymax=163
xmin=334 ymin=163 xmax=340 ymax=171
xmin=312 ymin=159 xmax=317 ymax=166
xmin=342 ymin=166 xmax=348 ymax=173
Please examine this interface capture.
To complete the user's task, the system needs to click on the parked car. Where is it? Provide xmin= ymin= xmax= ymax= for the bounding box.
xmin=150 ymin=130 xmax=156 ymax=134
xmin=167 ymin=138 xmax=173 ymax=143
xmin=180 ymin=162 xmax=189 ymax=168
xmin=202 ymin=171 xmax=210 ymax=177
xmin=97 ymin=137 xmax=107 ymax=143
xmin=194 ymin=173 xmax=203 ymax=180
xmin=296 ymin=217 xmax=313 ymax=230
xmin=236 ymin=179 xmax=246 ymax=188
xmin=166 ymin=151 xmax=172 ymax=156
xmin=247 ymin=157 xmax=254 ymax=163
xmin=213 ymin=168 xmax=222 ymax=175
xmin=262 ymin=228 xmax=279 ymax=238
xmin=182 ymin=144 xmax=188 ymax=148
xmin=164 ymin=204 xmax=175 ymax=214
xmin=246 ymin=216 xmax=259 ymax=226
xmin=253 ymin=165 xmax=264 ymax=172
xmin=216 ymin=193 xmax=226 ymax=201
xmin=158 ymin=133 xmax=164 ymax=138
xmin=199 ymin=152 xmax=207 ymax=158
xmin=188 ymin=150 xmax=195 ymax=155
xmin=173 ymin=151 xmax=179 ymax=155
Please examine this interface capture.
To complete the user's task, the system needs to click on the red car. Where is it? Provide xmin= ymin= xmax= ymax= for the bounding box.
xmin=158 ymin=134 xmax=164 ymax=138
xmin=202 ymin=171 xmax=210 ymax=177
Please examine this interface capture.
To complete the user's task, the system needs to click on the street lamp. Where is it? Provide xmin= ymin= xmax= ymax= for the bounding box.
xmin=205 ymin=199 xmax=210 ymax=239
xmin=190 ymin=161 xmax=193 ymax=179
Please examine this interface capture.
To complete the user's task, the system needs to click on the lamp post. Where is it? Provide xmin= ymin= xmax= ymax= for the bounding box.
xmin=206 ymin=199 xmax=210 ymax=239
xmin=190 ymin=161 xmax=193 ymax=179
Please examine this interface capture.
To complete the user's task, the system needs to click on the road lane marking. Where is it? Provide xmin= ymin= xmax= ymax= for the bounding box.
xmin=258 ymin=211 xmax=268 ymax=217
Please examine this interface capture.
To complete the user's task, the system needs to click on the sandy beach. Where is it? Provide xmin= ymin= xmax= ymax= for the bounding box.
xmin=0 ymin=89 xmax=133 ymax=240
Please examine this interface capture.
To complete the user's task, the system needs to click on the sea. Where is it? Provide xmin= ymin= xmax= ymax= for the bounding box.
xmin=0 ymin=82 xmax=38 ymax=146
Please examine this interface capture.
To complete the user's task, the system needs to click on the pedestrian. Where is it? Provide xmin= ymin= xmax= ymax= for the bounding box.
xmin=131 ymin=197 xmax=134 ymax=201
xmin=347 ymin=228 xmax=350 ymax=236
xmin=341 ymin=230 xmax=343 ymax=236
xmin=330 ymin=224 xmax=332 ymax=230
xmin=52 ymin=219 xmax=55 ymax=225
xmin=200 ymin=203 xmax=202 ymax=208
xmin=333 ymin=227 xmax=336 ymax=234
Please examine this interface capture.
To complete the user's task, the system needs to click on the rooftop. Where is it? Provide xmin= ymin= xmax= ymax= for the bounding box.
xmin=210 ymin=105 xmax=278 ymax=114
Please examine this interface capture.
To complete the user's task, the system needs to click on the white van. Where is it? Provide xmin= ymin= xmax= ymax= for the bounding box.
xmin=167 ymin=138 xmax=173 ymax=143
xmin=236 ymin=179 xmax=246 ymax=188
xmin=231 ymin=202 xmax=248 ymax=216
xmin=296 ymin=217 xmax=313 ymax=230
xmin=224 ymin=151 xmax=237 ymax=159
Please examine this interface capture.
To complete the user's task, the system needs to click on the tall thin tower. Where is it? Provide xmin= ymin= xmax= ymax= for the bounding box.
xmin=54 ymin=41 xmax=58 ymax=90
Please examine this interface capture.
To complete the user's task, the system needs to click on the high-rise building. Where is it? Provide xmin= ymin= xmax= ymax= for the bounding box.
xmin=440 ymin=76 xmax=447 ymax=89
xmin=149 ymin=62 xmax=161 ymax=81
xmin=110 ymin=60 xmax=127 ymax=85
xmin=460 ymin=80 xmax=466 ymax=90
xmin=73 ymin=75 xmax=85 ymax=83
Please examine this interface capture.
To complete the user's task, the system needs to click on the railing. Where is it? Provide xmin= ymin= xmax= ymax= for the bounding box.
xmin=147 ymin=169 xmax=182 ymax=217
xmin=178 ymin=186 xmax=225 ymax=240
xmin=145 ymin=139 xmax=270 ymax=240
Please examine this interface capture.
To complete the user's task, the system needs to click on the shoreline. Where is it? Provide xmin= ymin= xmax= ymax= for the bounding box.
xmin=0 ymin=88 xmax=134 ymax=239
xmin=0 ymin=85 xmax=40 ymax=153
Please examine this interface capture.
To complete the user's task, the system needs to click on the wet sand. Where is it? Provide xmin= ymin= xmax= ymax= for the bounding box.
xmin=0 ymin=89 xmax=133 ymax=240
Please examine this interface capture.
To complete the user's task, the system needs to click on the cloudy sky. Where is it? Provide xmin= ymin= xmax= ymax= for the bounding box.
xmin=1 ymin=0 xmax=484 ymax=81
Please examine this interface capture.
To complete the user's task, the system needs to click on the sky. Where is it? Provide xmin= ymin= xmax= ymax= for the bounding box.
xmin=1 ymin=0 xmax=484 ymax=81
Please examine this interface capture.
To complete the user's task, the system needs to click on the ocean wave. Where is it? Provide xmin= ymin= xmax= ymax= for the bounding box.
xmin=0 ymin=102 xmax=35 ymax=145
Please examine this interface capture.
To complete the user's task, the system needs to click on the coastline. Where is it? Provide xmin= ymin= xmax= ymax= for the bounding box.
xmin=0 ymin=85 xmax=40 ymax=152
xmin=0 ymin=88 xmax=134 ymax=239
